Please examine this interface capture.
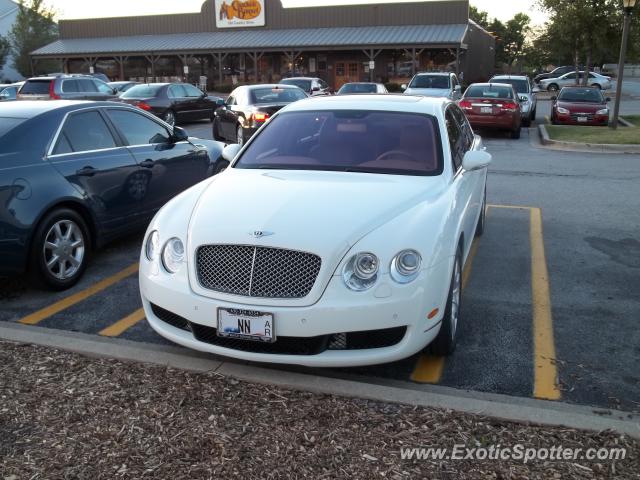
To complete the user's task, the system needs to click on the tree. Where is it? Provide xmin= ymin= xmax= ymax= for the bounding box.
xmin=0 ymin=34 xmax=10 ymax=74
xmin=501 ymin=13 xmax=532 ymax=69
xmin=9 ymin=0 xmax=58 ymax=77
xmin=469 ymin=5 xmax=490 ymax=30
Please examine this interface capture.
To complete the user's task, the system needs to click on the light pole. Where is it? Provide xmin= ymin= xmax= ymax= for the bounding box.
xmin=611 ymin=0 xmax=637 ymax=129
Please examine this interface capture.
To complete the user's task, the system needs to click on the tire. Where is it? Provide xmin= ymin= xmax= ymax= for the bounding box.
xmin=523 ymin=117 xmax=531 ymax=127
xmin=236 ymin=125 xmax=244 ymax=146
xmin=29 ymin=208 xmax=91 ymax=291
xmin=511 ymin=126 xmax=521 ymax=139
xmin=547 ymin=84 xmax=559 ymax=92
xmin=429 ymin=246 xmax=462 ymax=356
xmin=212 ymin=118 xmax=224 ymax=141
xmin=163 ymin=110 xmax=176 ymax=127
xmin=475 ymin=187 xmax=486 ymax=237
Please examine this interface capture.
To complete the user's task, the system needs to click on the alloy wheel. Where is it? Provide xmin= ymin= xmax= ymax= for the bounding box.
xmin=42 ymin=220 xmax=85 ymax=280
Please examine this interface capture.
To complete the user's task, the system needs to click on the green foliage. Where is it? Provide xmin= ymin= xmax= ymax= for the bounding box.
xmin=9 ymin=0 xmax=58 ymax=77
xmin=0 ymin=34 xmax=10 ymax=72
xmin=469 ymin=6 xmax=490 ymax=30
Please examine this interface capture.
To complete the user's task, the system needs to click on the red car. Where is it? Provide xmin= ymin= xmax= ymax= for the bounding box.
xmin=551 ymin=87 xmax=610 ymax=126
xmin=459 ymin=83 xmax=522 ymax=139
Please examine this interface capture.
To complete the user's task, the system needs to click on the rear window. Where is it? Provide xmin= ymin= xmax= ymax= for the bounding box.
xmin=280 ymin=79 xmax=312 ymax=92
xmin=0 ymin=117 xmax=26 ymax=136
xmin=339 ymin=84 xmax=378 ymax=94
xmin=235 ymin=110 xmax=443 ymax=176
xmin=409 ymin=75 xmax=450 ymax=89
xmin=20 ymin=80 xmax=51 ymax=95
xmin=250 ymin=87 xmax=307 ymax=104
xmin=121 ymin=84 xmax=164 ymax=98
xmin=491 ymin=78 xmax=529 ymax=94
xmin=465 ymin=85 xmax=514 ymax=99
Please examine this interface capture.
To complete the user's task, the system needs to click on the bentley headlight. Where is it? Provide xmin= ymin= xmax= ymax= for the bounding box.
xmin=343 ymin=252 xmax=379 ymax=291
xmin=390 ymin=249 xmax=422 ymax=284
xmin=162 ymin=237 xmax=185 ymax=273
xmin=145 ymin=230 xmax=160 ymax=261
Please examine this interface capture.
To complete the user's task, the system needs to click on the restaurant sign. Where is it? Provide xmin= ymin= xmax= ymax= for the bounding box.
xmin=215 ymin=0 xmax=265 ymax=28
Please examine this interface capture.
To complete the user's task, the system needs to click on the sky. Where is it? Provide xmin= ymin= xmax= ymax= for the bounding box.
xmin=48 ymin=0 xmax=549 ymax=24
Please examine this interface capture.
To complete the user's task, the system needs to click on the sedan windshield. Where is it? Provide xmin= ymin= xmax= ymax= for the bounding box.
xmin=250 ymin=87 xmax=307 ymax=104
xmin=465 ymin=85 xmax=514 ymax=99
xmin=492 ymin=79 xmax=529 ymax=94
xmin=339 ymin=83 xmax=377 ymax=94
xmin=409 ymin=75 xmax=450 ymax=89
xmin=558 ymin=88 xmax=604 ymax=103
xmin=280 ymin=79 xmax=312 ymax=91
xmin=235 ymin=110 xmax=443 ymax=176
xmin=121 ymin=84 xmax=164 ymax=98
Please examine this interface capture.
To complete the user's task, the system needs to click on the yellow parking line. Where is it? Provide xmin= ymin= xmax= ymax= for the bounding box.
xmin=410 ymin=239 xmax=480 ymax=384
xmin=18 ymin=263 xmax=139 ymax=326
xmin=530 ymin=208 xmax=561 ymax=400
xmin=99 ymin=308 xmax=145 ymax=337
xmin=488 ymin=204 xmax=533 ymax=210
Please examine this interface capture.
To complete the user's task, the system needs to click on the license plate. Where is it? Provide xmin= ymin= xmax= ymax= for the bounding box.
xmin=577 ymin=117 xmax=588 ymax=123
xmin=481 ymin=106 xmax=493 ymax=114
xmin=217 ymin=308 xmax=275 ymax=343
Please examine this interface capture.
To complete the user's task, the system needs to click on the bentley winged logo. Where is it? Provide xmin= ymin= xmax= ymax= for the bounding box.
xmin=250 ymin=230 xmax=274 ymax=239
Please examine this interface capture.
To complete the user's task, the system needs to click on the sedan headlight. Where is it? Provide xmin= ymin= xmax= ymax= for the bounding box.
xmin=390 ymin=249 xmax=422 ymax=284
xmin=556 ymin=107 xmax=570 ymax=114
xmin=145 ymin=230 xmax=160 ymax=261
xmin=343 ymin=252 xmax=379 ymax=291
xmin=596 ymin=108 xmax=609 ymax=115
xmin=162 ymin=237 xmax=185 ymax=273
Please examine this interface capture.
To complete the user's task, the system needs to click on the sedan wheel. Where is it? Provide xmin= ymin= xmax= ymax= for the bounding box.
xmin=163 ymin=110 xmax=176 ymax=127
xmin=31 ymin=209 xmax=90 ymax=290
xmin=547 ymin=84 xmax=559 ymax=92
xmin=429 ymin=248 xmax=462 ymax=356
xmin=237 ymin=125 xmax=244 ymax=146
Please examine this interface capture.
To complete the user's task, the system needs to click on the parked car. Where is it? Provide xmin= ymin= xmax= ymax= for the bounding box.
xmin=0 ymin=100 xmax=227 ymax=290
xmin=534 ymin=66 xmax=580 ymax=84
xmin=17 ymin=75 xmax=119 ymax=101
xmin=402 ymin=72 xmax=462 ymax=100
xmin=459 ymin=83 xmax=522 ymax=139
xmin=489 ymin=75 xmax=537 ymax=126
xmin=109 ymin=81 xmax=140 ymax=94
xmin=539 ymin=71 xmax=612 ymax=92
xmin=337 ymin=82 xmax=388 ymax=94
xmin=139 ymin=95 xmax=492 ymax=367
xmin=213 ymin=84 xmax=308 ymax=145
xmin=550 ymin=86 xmax=610 ymax=126
xmin=119 ymin=83 xmax=223 ymax=126
xmin=0 ymin=83 xmax=22 ymax=101
xmin=279 ymin=77 xmax=332 ymax=96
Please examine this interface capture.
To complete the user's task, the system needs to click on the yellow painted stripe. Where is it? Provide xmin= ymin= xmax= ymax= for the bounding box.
xmin=99 ymin=308 xmax=145 ymax=337
xmin=18 ymin=263 xmax=139 ymax=326
xmin=530 ymin=208 xmax=561 ymax=400
xmin=488 ymin=204 xmax=533 ymax=210
xmin=411 ymin=239 xmax=480 ymax=384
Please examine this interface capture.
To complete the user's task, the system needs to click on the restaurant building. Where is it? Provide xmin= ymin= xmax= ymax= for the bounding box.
xmin=31 ymin=0 xmax=495 ymax=89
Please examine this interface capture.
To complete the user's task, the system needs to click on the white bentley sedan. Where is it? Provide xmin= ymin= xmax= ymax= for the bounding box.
xmin=139 ymin=95 xmax=491 ymax=367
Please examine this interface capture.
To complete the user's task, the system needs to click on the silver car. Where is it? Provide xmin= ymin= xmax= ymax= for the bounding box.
xmin=489 ymin=75 xmax=537 ymax=126
xmin=539 ymin=71 xmax=612 ymax=92
xmin=402 ymin=72 xmax=462 ymax=100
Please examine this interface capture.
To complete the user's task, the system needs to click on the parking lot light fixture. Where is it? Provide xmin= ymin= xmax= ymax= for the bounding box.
xmin=611 ymin=0 xmax=637 ymax=129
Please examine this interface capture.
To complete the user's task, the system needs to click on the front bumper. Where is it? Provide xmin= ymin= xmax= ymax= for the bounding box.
xmin=553 ymin=113 xmax=609 ymax=126
xmin=139 ymin=259 xmax=450 ymax=367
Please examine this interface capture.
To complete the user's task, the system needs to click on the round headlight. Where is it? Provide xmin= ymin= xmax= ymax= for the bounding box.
xmin=343 ymin=252 xmax=379 ymax=291
xmin=162 ymin=237 xmax=185 ymax=273
xmin=145 ymin=230 xmax=160 ymax=261
xmin=390 ymin=250 xmax=422 ymax=284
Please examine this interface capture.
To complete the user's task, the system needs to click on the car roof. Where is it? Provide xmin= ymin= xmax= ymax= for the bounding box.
xmin=491 ymin=75 xmax=529 ymax=80
xmin=559 ymin=85 xmax=601 ymax=90
xmin=245 ymin=84 xmax=302 ymax=90
xmin=468 ymin=83 xmax=514 ymax=88
xmin=341 ymin=82 xmax=379 ymax=85
xmin=281 ymin=77 xmax=317 ymax=81
xmin=0 ymin=100 xmax=133 ymax=118
xmin=414 ymin=72 xmax=451 ymax=77
xmin=281 ymin=94 xmax=448 ymax=116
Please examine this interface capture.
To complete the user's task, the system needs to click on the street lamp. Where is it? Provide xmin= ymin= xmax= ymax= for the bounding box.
xmin=611 ymin=0 xmax=637 ymax=129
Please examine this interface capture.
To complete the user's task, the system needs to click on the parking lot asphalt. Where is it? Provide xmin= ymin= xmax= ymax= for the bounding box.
xmin=1 ymin=106 xmax=639 ymax=414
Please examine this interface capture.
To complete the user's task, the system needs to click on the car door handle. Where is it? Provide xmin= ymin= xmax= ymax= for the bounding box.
xmin=140 ymin=159 xmax=155 ymax=168
xmin=76 ymin=166 xmax=96 ymax=177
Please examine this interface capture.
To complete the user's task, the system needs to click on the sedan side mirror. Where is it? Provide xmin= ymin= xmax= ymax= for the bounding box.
xmin=172 ymin=126 xmax=189 ymax=142
xmin=222 ymin=143 xmax=242 ymax=162
xmin=311 ymin=86 xmax=320 ymax=92
xmin=401 ymin=84 xmax=407 ymax=91
xmin=462 ymin=150 xmax=492 ymax=172
xmin=551 ymin=96 xmax=557 ymax=101
xmin=605 ymin=97 xmax=611 ymax=102
xmin=216 ymin=98 xmax=225 ymax=106
xmin=454 ymin=85 xmax=462 ymax=92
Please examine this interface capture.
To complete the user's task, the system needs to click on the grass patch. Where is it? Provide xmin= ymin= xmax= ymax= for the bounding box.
xmin=545 ymin=124 xmax=640 ymax=144
xmin=622 ymin=115 xmax=640 ymax=126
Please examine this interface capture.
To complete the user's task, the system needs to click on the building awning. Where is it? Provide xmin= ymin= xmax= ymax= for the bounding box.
xmin=32 ymin=23 xmax=469 ymax=57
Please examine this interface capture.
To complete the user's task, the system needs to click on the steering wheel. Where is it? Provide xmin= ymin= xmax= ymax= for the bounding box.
xmin=374 ymin=150 xmax=418 ymax=163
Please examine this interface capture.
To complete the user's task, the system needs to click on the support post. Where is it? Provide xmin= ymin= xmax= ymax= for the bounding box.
xmin=214 ymin=52 xmax=229 ymax=87
xmin=144 ymin=55 xmax=160 ymax=83
xmin=362 ymin=49 xmax=382 ymax=82
xmin=611 ymin=12 xmax=633 ymax=130
xmin=247 ymin=51 xmax=264 ymax=83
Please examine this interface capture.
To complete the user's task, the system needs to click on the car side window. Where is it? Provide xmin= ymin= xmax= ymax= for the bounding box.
xmin=226 ymin=92 xmax=237 ymax=106
xmin=450 ymin=105 xmax=473 ymax=152
xmin=53 ymin=110 xmax=117 ymax=154
xmin=169 ymin=85 xmax=187 ymax=98
xmin=106 ymin=109 xmax=172 ymax=145
xmin=61 ymin=79 xmax=80 ymax=93
xmin=94 ymin=80 xmax=113 ymax=94
xmin=80 ymin=79 xmax=98 ymax=93
xmin=445 ymin=108 xmax=464 ymax=172
xmin=184 ymin=84 xmax=204 ymax=97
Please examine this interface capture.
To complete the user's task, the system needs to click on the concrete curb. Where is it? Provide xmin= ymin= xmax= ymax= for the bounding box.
xmin=537 ymin=123 xmax=640 ymax=154
xmin=1 ymin=322 xmax=639 ymax=439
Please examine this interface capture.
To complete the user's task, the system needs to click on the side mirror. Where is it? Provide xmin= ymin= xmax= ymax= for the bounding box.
xmin=311 ymin=86 xmax=320 ymax=92
xmin=551 ymin=96 xmax=557 ymax=101
xmin=171 ymin=126 xmax=189 ymax=142
xmin=605 ymin=97 xmax=611 ymax=102
xmin=222 ymin=143 xmax=242 ymax=162
xmin=519 ymin=96 xmax=528 ymax=103
xmin=462 ymin=150 xmax=492 ymax=172
xmin=216 ymin=98 xmax=225 ymax=106
xmin=112 ymin=88 xmax=118 ymax=95
xmin=454 ymin=85 xmax=462 ymax=92
xmin=401 ymin=84 xmax=407 ymax=91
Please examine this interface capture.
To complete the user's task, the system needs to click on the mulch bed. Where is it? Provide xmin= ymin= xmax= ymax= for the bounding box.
xmin=0 ymin=341 xmax=638 ymax=479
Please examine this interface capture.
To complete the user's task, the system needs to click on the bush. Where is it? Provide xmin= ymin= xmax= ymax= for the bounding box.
xmin=385 ymin=82 xmax=403 ymax=93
